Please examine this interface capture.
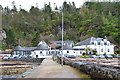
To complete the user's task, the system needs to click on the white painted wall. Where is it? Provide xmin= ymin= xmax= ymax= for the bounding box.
xmin=63 ymin=50 xmax=75 ymax=56
xmin=73 ymin=44 xmax=114 ymax=55
xmin=73 ymin=45 xmax=86 ymax=56
xmin=33 ymin=50 xmax=49 ymax=58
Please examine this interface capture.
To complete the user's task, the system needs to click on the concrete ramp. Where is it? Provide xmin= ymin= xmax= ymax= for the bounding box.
xmin=26 ymin=58 xmax=90 ymax=78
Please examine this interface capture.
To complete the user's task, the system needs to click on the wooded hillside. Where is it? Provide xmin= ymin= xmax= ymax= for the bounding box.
xmin=1 ymin=1 xmax=120 ymax=49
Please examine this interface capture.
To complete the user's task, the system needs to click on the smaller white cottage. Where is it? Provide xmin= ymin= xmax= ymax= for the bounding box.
xmin=32 ymin=41 xmax=50 ymax=58
xmin=12 ymin=45 xmax=36 ymax=58
xmin=62 ymin=44 xmax=75 ymax=56
xmin=73 ymin=37 xmax=114 ymax=55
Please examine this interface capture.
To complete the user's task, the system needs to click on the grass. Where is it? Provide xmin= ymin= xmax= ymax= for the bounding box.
xmin=80 ymin=55 xmax=89 ymax=58
xmin=73 ymin=67 xmax=92 ymax=80
xmin=0 ymin=41 xmax=2 ymax=50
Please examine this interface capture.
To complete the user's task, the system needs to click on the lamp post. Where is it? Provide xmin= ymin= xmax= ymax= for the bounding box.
xmin=53 ymin=6 xmax=64 ymax=66
xmin=61 ymin=10 xmax=64 ymax=66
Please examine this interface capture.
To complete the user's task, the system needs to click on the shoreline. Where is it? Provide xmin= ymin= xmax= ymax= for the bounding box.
xmin=65 ymin=58 xmax=120 ymax=80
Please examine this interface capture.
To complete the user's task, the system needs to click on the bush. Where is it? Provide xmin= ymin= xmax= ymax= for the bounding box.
xmin=80 ymin=55 xmax=89 ymax=58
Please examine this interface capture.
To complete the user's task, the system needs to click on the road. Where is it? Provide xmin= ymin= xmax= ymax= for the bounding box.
xmin=26 ymin=58 xmax=91 ymax=78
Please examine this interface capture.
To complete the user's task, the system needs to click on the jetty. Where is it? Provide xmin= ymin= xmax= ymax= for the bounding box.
xmin=26 ymin=58 xmax=90 ymax=78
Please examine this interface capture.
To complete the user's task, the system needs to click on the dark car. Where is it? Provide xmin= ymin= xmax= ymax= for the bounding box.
xmin=116 ymin=54 xmax=120 ymax=58
xmin=104 ymin=54 xmax=113 ymax=59
xmin=89 ymin=55 xmax=98 ymax=58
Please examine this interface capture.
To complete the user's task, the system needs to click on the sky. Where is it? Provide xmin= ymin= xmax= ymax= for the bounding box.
xmin=0 ymin=0 xmax=86 ymax=11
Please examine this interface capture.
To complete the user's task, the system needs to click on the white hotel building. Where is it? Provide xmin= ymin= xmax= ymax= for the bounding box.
xmin=73 ymin=37 xmax=114 ymax=55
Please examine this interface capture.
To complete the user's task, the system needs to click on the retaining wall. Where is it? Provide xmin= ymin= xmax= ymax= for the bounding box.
xmin=69 ymin=61 xmax=120 ymax=80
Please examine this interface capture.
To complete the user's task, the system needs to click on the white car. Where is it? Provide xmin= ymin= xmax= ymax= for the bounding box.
xmin=98 ymin=55 xmax=105 ymax=58
xmin=64 ymin=53 xmax=76 ymax=58
xmin=3 ymin=56 xmax=9 ymax=60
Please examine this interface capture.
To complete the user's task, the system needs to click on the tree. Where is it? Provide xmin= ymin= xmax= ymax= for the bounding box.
xmin=11 ymin=1 xmax=17 ymax=13
xmin=5 ymin=29 xmax=15 ymax=48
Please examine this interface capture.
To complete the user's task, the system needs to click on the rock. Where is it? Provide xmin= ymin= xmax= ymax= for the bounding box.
xmin=69 ymin=61 xmax=120 ymax=80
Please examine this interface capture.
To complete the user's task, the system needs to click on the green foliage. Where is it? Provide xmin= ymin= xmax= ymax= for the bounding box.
xmin=0 ymin=41 xmax=2 ymax=49
xmin=80 ymin=55 xmax=89 ymax=58
xmin=1 ymin=1 xmax=120 ymax=49
xmin=92 ymin=50 xmax=97 ymax=55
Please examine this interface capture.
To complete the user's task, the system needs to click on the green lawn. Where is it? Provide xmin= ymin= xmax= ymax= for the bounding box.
xmin=0 ymin=41 xmax=2 ymax=50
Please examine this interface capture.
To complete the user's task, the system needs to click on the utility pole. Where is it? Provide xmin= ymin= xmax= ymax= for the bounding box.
xmin=61 ymin=10 xmax=64 ymax=66
xmin=53 ymin=6 xmax=64 ymax=66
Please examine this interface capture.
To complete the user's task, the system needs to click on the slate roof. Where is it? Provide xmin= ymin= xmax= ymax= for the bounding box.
xmin=14 ymin=45 xmax=25 ymax=51
xmin=51 ymin=41 xmax=73 ymax=44
xmin=35 ymin=44 xmax=49 ymax=50
xmin=14 ymin=45 xmax=36 ymax=51
xmin=75 ymin=37 xmax=109 ymax=46
xmin=75 ymin=37 xmax=92 ymax=46
xmin=23 ymin=47 xmax=36 ymax=51
xmin=50 ymin=40 xmax=74 ymax=47
xmin=35 ymin=41 xmax=49 ymax=50
xmin=63 ymin=45 xmax=73 ymax=50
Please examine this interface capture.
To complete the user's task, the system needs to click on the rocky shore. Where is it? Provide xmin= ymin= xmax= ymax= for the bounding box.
xmin=66 ymin=58 xmax=120 ymax=80
xmin=0 ymin=58 xmax=45 ymax=79
xmin=0 ymin=61 xmax=33 ymax=75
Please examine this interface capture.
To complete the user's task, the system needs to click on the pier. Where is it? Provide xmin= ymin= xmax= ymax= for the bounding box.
xmin=26 ymin=58 xmax=90 ymax=78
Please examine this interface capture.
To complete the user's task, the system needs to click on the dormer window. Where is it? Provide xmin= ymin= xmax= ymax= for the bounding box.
xmin=107 ymin=41 xmax=110 ymax=46
xmin=108 ymin=49 xmax=110 ymax=52
xmin=104 ymin=42 xmax=107 ymax=45
xmin=90 ymin=42 xmax=94 ymax=45
xmin=67 ymin=51 xmax=69 ymax=53
xmin=40 ymin=51 xmax=42 ymax=54
xmin=98 ymin=42 xmax=100 ymax=45
xmin=100 ymin=41 xmax=104 ymax=46
xmin=94 ymin=41 xmax=97 ymax=46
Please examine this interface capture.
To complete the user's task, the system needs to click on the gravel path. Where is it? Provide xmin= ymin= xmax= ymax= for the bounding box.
xmin=26 ymin=58 xmax=89 ymax=78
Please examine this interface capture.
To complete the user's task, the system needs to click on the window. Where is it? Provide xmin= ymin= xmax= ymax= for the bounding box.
xmin=90 ymin=42 xmax=94 ymax=45
xmin=79 ymin=48 xmax=85 ymax=50
xmin=67 ymin=51 xmax=69 ymax=53
xmin=101 ymin=43 xmax=103 ymax=46
xmin=34 ymin=52 xmax=36 ymax=55
xmin=101 ymin=49 xmax=103 ymax=52
xmin=94 ymin=41 xmax=97 ymax=46
xmin=98 ymin=42 xmax=100 ymax=45
xmin=108 ymin=49 xmax=110 ymax=52
xmin=40 ymin=51 xmax=42 ymax=54
xmin=104 ymin=42 xmax=107 ymax=45
xmin=95 ymin=43 xmax=97 ymax=46
xmin=101 ymin=41 xmax=104 ymax=46
xmin=107 ymin=41 xmax=110 ymax=46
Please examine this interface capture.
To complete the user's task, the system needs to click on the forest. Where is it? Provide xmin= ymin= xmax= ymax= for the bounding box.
xmin=0 ymin=1 xmax=120 ymax=51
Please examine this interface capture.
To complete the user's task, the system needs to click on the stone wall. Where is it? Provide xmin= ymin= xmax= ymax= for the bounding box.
xmin=69 ymin=61 xmax=120 ymax=80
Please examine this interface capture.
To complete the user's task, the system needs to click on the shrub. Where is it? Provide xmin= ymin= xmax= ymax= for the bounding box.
xmin=80 ymin=55 xmax=89 ymax=58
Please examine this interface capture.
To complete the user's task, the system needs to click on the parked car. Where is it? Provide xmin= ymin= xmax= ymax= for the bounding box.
xmin=9 ymin=55 xmax=18 ymax=60
xmin=0 ymin=56 xmax=4 ymax=59
xmin=18 ymin=55 xmax=27 ymax=59
xmin=104 ymin=54 xmax=113 ymax=59
xmin=89 ymin=55 xmax=99 ymax=58
xmin=3 ymin=55 xmax=9 ymax=60
xmin=116 ymin=54 xmax=120 ymax=58
xmin=27 ymin=56 xmax=32 ymax=59
xmin=66 ymin=55 xmax=76 ymax=58
xmin=64 ymin=53 xmax=76 ymax=58
xmin=98 ymin=55 xmax=105 ymax=58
